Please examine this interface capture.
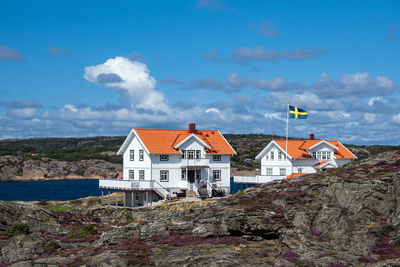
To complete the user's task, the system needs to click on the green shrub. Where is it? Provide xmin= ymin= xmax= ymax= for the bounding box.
xmin=0 ymin=223 xmax=29 ymax=236
xmin=67 ymin=224 xmax=98 ymax=238
xmin=50 ymin=205 xmax=75 ymax=211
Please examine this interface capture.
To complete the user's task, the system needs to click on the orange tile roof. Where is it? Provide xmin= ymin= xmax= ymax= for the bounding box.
xmin=134 ymin=128 xmax=236 ymax=155
xmin=273 ymin=139 xmax=356 ymax=159
xmin=286 ymin=173 xmax=310 ymax=179
xmin=314 ymin=161 xmax=328 ymax=167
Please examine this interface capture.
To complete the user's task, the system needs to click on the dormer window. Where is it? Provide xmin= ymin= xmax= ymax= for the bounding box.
xmin=160 ymin=155 xmax=169 ymax=161
xmin=213 ymin=155 xmax=221 ymax=161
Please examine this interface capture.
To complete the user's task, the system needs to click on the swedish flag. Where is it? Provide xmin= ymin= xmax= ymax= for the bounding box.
xmin=289 ymin=105 xmax=308 ymax=119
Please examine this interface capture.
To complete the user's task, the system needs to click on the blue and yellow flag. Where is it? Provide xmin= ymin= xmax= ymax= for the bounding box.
xmin=289 ymin=105 xmax=308 ymax=119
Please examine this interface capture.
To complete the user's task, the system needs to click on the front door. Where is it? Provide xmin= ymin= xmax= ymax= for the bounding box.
xmin=188 ymin=170 xmax=195 ymax=183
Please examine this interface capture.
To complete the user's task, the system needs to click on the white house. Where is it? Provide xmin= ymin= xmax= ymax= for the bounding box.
xmin=234 ymin=134 xmax=357 ymax=184
xmin=99 ymin=123 xmax=236 ymax=207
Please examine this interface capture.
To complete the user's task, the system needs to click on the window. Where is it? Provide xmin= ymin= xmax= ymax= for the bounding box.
xmin=196 ymin=170 xmax=201 ymax=180
xmin=213 ymin=170 xmax=221 ymax=181
xmin=160 ymin=155 xmax=169 ymax=161
xmin=312 ymin=152 xmax=316 ymax=159
xmin=139 ymin=170 xmax=144 ymax=180
xmin=160 ymin=170 xmax=169 ymax=182
xmin=196 ymin=150 xmax=201 ymax=159
xmin=213 ymin=155 xmax=221 ymax=161
xmin=139 ymin=150 xmax=144 ymax=161
xmin=181 ymin=150 xmax=186 ymax=158
xmin=280 ymin=168 xmax=286 ymax=176
xmin=130 ymin=150 xmax=134 ymax=161
xmin=270 ymin=152 xmax=275 ymax=160
xmin=135 ymin=192 xmax=139 ymax=201
xmin=266 ymin=153 xmax=269 ymax=160
xmin=266 ymin=168 xmax=272 ymax=176
xmin=317 ymin=152 xmax=322 ymax=159
xmin=278 ymin=152 xmax=283 ymax=160
xmin=188 ymin=150 xmax=195 ymax=159
xmin=129 ymin=170 xmax=134 ymax=180
xmin=181 ymin=170 xmax=186 ymax=180
xmin=298 ymin=167 xmax=303 ymax=173
xmin=143 ymin=192 xmax=146 ymax=202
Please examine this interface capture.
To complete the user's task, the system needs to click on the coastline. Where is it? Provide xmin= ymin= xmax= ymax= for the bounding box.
xmin=3 ymin=176 xmax=105 ymax=182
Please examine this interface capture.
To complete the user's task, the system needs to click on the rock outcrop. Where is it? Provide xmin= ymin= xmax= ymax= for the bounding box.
xmin=1 ymin=151 xmax=400 ymax=266
xmin=0 ymin=155 xmax=122 ymax=181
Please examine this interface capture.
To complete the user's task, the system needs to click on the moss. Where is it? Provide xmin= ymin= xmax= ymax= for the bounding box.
xmin=0 ymin=223 xmax=29 ymax=236
xmin=67 ymin=224 xmax=98 ymax=238
xmin=50 ymin=205 xmax=76 ymax=211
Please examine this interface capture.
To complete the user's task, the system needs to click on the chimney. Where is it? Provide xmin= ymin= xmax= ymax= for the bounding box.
xmin=310 ymin=134 xmax=315 ymax=140
xmin=188 ymin=123 xmax=196 ymax=133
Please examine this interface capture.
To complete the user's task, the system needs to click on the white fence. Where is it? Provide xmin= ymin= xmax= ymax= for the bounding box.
xmin=233 ymin=175 xmax=286 ymax=184
xmin=181 ymin=158 xmax=209 ymax=167
xmin=99 ymin=179 xmax=170 ymax=198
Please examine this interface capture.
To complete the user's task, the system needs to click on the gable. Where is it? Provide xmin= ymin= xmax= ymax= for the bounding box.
xmin=174 ymin=134 xmax=210 ymax=150
xmin=255 ymin=141 xmax=291 ymax=160
xmin=118 ymin=128 xmax=236 ymax=155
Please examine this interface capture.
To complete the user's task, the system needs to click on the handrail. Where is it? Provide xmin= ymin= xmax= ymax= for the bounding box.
xmin=206 ymin=180 xmax=212 ymax=197
xmin=152 ymin=180 xmax=170 ymax=199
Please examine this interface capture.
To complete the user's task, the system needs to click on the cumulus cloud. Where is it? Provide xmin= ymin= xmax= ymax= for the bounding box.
xmin=161 ymin=76 xmax=184 ymax=85
xmin=312 ymin=73 xmax=395 ymax=98
xmin=48 ymin=46 xmax=70 ymax=57
xmin=232 ymin=46 xmax=327 ymax=64
xmin=203 ymin=50 xmax=225 ymax=62
xmin=0 ymin=45 xmax=25 ymax=61
xmin=83 ymin=56 xmax=169 ymax=112
xmin=250 ymin=22 xmax=277 ymax=38
xmin=8 ymin=100 xmax=42 ymax=109
xmin=5 ymin=108 xmax=37 ymax=119
xmin=226 ymin=72 xmax=304 ymax=91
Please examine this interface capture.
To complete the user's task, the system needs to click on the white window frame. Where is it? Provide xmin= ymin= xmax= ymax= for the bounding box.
xmin=213 ymin=155 xmax=221 ymax=161
xmin=278 ymin=152 xmax=283 ymax=160
xmin=129 ymin=170 xmax=134 ymax=180
xmin=213 ymin=170 xmax=221 ymax=181
xmin=160 ymin=155 xmax=169 ymax=161
xmin=312 ymin=152 xmax=316 ymax=158
xmin=195 ymin=170 xmax=201 ymax=180
xmin=160 ymin=170 xmax=169 ymax=182
xmin=181 ymin=170 xmax=186 ymax=180
xmin=196 ymin=150 xmax=201 ymax=159
xmin=130 ymin=150 xmax=134 ymax=161
xmin=188 ymin=150 xmax=195 ymax=159
xmin=298 ymin=167 xmax=303 ymax=173
xmin=139 ymin=170 xmax=145 ymax=180
xmin=279 ymin=168 xmax=286 ymax=176
xmin=266 ymin=168 xmax=272 ymax=176
xmin=181 ymin=150 xmax=186 ymax=159
xmin=270 ymin=151 xmax=275 ymax=160
xmin=317 ymin=152 xmax=322 ymax=159
xmin=139 ymin=150 xmax=144 ymax=161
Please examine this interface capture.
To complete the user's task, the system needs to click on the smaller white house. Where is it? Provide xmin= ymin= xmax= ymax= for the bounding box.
xmin=99 ymin=123 xmax=236 ymax=207
xmin=234 ymin=134 xmax=357 ymax=184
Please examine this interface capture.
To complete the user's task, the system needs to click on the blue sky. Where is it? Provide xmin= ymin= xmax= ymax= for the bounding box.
xmin=1 ymin=0 xmax=400 ymax=144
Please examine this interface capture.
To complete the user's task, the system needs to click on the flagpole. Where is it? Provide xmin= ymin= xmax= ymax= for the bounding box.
xmin=286 ymin=103 xmax=289 ymax=159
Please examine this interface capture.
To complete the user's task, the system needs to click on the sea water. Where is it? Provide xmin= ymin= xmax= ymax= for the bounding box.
xmin=0 ymin=178 xmax=247 ymax=201
xmin=0 ymin=179 xmax=101 ymax=201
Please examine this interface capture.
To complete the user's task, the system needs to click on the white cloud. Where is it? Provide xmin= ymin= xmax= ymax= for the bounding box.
xmin=364 ymin=113 xmax=376 ymax=123
xmin=368 ymin=96 xmax=385 ymax=106
xmin=84 ymin=56 xmax=169 ymax=112
xmin=393 ymin=114 xmax=400 ymax=124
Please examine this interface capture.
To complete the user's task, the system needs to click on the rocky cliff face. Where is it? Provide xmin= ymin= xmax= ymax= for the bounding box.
xmin=0 ymin=155 xmax=122 ymax=181
xmin=1 ymin=151 xmax=400 ymax=266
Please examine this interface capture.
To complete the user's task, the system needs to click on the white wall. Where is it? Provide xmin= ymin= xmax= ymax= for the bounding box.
xmin=123 ymin=135 xmax=151 ymax=180
xmin=260 ymin=144 xmax=292 ymax=176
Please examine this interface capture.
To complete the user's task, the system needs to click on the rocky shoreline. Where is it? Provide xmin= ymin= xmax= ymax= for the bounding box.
xmin=1 ymin=150 xmax=400 ymax=266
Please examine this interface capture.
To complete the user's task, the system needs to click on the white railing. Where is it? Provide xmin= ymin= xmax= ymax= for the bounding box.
xmin=99 ymin=179 xmax=170 ymax=199
xmin=206 ymin=181 xmax=212 ymax=197
xmin=181 ymin=158 xmax=209 ymax=167
xmin=187 ymin=182 xmax=199 ymax=197
xmin=233 ymin=175 xmax=286 ymax=184
xmin=153 ymin=181 xmax=170 ymax=199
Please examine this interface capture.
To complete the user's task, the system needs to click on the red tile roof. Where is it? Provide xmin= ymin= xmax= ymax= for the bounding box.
xmin=134 ymin=128 xmax=236 ymax=155
xmin=314 ymin=161 xmax=328 ymax=167
xmin=286 ymin=173 xmax=310 ymax=179
xmin=273 ymin=139 xmax=356 ymax=159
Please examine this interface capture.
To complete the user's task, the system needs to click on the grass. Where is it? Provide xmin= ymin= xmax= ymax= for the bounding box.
xmin=0 ymin=223 xmax=29 ymax=236
xmin=67 ymin=224 xmax=98 ymax=238
xmin=50 ymin=205 xmax=76 ymax=211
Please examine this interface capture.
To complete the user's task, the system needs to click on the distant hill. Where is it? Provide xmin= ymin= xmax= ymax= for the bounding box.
xmin=0 ymin=135 xmax=399 ymax=181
